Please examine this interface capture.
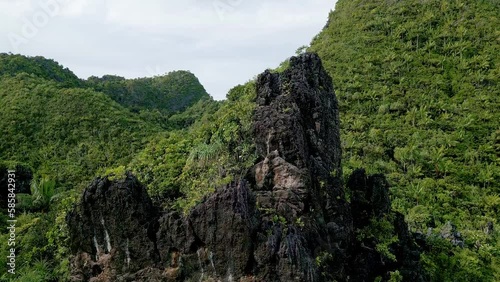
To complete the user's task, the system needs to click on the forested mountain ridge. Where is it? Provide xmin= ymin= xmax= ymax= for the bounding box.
xmin=86 ymin=70 xmax=210 ymax=114
xmin=0 ymin=53 xmax=82 ymax=87
xmin=0 ymin=53 xmax=211 ymax=115
xmin=309 ymin=0 xmax=499 ymax=280
xmin=0 ymin=53 xmax=212 ymax=190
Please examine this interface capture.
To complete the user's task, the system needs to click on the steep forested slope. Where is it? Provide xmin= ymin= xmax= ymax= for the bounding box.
xmin=309 ymin=0 xmax=499 ymax=280
xmin=0 ymin=74 xmax=161 ymax=189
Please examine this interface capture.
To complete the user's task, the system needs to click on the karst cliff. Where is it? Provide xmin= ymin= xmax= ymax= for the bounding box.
xmin=67 ymin=53 xmax=427 ymax=282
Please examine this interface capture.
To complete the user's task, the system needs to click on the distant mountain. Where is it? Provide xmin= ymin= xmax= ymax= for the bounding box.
xmin=0 ymin=53 xmax=82 ymax=87
xmin=0 ymin=53 xmax=210 ymax=114
xmin=86 ymin=70 xmax=210 ymax=114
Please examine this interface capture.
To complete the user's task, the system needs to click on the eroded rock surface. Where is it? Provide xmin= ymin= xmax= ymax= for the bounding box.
xmin=67 ymin=174 xmax=160 ymax=281
xmin=67 ymin=53 xmax=427 ymax=282
xmin=347 ymin=169 xmax=427 ymax=281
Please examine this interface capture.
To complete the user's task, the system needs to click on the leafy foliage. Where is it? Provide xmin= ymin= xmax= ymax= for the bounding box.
xmin=0 ymin=73 xmax=161 ymax=190
xmin=30 ymin=177 xmax=56 ymax=212
xmin=309 ymin=0 xmax=500 ymax=279
xmin=0 ymin=53 xmax=81 ymax=87
xmin=129 ymin=81 xmax=257 ymax=211
xmin=86 ymin=70 xmax=210 ymax=114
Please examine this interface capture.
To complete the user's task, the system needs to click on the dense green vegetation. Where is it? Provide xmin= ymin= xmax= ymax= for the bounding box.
xmin=130 ymin=81 xmax=256 ymax=211
xmin=0 ymin=73 xmax=162 ymax=280
xmin=0 ymin=0 xmax=499 ymax=280
xmin=87 ymin=70 xmax=210 ymax=114
xmin=0 ymin=74 xmax=161 ymax=190
xmin=309 ymin=0 xmax=499 ymax=280
xmin=0 ymin=53 xmax=81 ymax=87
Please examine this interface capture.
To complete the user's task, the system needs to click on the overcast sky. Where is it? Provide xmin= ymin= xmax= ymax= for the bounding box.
xmin=0 ymin=0 xmax=336 ymax=100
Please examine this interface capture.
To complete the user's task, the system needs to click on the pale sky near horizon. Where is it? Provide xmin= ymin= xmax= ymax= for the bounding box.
xmin=0 ymin=0 xmax=337 ymax=100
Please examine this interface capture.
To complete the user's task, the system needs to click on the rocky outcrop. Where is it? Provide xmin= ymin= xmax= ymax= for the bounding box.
xmin=67 ymin=174 xmax=160 ymax=281
xmin=439 ymin=221 xmax=465 ymax=247
xmin=248 ymin=53 xmax=352 ymax=280
xmin=156 ymin=181 xmax=260 ymax=281
xmin=67 ymin=53 xmax=427 ymax=281
xmin=347 ymin=169 xmax=427 ymax=281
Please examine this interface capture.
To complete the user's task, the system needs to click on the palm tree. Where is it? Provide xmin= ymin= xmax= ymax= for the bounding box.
xmin=31 ymin=176 xmax=56 ymax=212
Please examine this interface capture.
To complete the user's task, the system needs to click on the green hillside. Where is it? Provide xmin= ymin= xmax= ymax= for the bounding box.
xmin=309 ymin=0 xmax=499 ymax=280
xmin=87 ymin=70 xmax=210 ymax=114
xmin=0 ymin=53 xmax=82 ymax=87
xmin=0 ymin=73 xmax=161 ymax=190
xmin=0 ymin=54 xmax=213 ymax=190
xmin=129 ymin=82 xmax=254 ymax=208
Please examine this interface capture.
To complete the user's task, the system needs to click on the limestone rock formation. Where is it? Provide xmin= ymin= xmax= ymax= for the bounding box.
xmin=347 ymin=169 xmax=427 ymax=281
xmin=67 ymin=53 xmax=427 ymax=282
xmin=67 ymin=174 xmax=160 ymax=281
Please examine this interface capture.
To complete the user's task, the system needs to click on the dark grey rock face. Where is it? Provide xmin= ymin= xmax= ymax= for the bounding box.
xmin=253 ymin=53 xmax=348 ymax=223
xmin=249 ymin=53 xmax=352 ymax=281
xmin=156 ymin=181 xmax=260 ymax=281
xmin=254 ymin=53 xmax=342 ymax=174
xmin=67 ymin=53 xmax=426 ymax=282
xmin=67 ymin=173 xmax=160 ymax=281
xmin=347 ymin=169 xmax=427 ymax=281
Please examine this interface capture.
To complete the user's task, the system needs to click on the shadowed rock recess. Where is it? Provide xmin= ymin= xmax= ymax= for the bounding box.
xmin=67 ymin=53 xmax=427 ymax=282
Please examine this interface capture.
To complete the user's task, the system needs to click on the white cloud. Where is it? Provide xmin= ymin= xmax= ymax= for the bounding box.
xmin=0 ymin=0 xmax=34 ymax=17
xmin=104 ymin=0 xmax=203 ymax=29
xmin=59 ymin=0 xmax=101 ymax=17
xmin=0 ymin=0 xmax=337 ymax=100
